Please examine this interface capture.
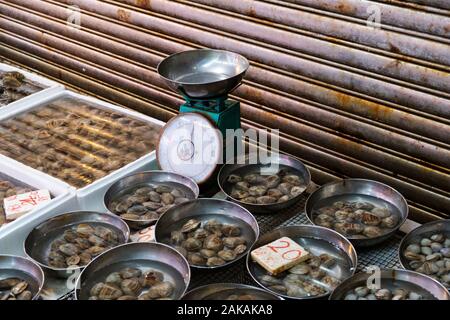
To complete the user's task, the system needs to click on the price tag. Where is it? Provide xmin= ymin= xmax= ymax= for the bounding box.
xmin=130 ymin=225 xmax=155 ymax=243
xmin=4 ymin=189 xmax=51 ymax=221
xmin=251 ymin=236 xmax=310 ymax=275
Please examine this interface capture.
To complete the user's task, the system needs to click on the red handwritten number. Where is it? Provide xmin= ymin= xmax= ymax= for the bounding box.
xmin=267 ymin=240 xmax=290 ymax=253
xmin=282 ymin=250 xmax=302 ymax=260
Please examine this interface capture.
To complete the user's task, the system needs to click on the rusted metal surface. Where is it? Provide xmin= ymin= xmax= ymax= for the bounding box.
xmin=0 ymin=0 xmax=449 ymax=220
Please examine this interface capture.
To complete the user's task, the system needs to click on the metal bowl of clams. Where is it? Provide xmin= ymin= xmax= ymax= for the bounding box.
xmin=306 ymin=179 xmax=408 ymax=247
xmin=329 ymin=268 xmax=449 ymax=300
xmin=182 ymin=283 xmax=284 ymax=300
xmin=104 ymin=170 xmax=199 ymax=229
xmin=24 ymin=211 xmax=130 ymax=278
xmin=218 ymin=153 xmax=311 ymax=213
xmin=0 ymin=255 xmax=45 ymax=300
xmin=155 ymin=198 xmax=259 ymax=269
xmin=399 ymin=219 xmax=450 ymax=289
xmin=75 ymin=242 xmax=191 ymax=300
xmin=246 ymin=225 xmax=357 ymax=300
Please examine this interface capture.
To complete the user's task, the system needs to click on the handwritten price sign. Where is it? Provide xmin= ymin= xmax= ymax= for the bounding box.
xmin=251 ymin=236 xmax=310 ymax=275
xmin=4 ymin=190 xmax=51 ymax=221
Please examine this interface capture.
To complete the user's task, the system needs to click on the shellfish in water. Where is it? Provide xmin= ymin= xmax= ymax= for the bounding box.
xmin=167 ymin=217 xmax=247 ymax=267
xmin=226 ymin=170 xmax=305 ymax=204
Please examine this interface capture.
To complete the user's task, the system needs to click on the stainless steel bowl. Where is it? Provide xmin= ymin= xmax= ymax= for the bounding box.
xmin=104 ymin=170 xmax=200 ymax=229
xmin=246 ymin=225 xmax=357 ymax=300
xmin=157 ymin=49 xmax=249 ymax=99
xmin=182 ymin=283 xmax=283 ymax=300
xmin=218 ymin=153 xmax=311 ymax=213
xmin=398 ymin=219 xmax=449 ymax=288
xmin=305 ymin=179 xmax=408 ymax=247
xmin=155 ymin=198 xmax=259 ymax=269
xmin=0 ymin=255 xmax=45 ymax=300
xmin=24 ymin=211 xmax=130 ymax=278
xmin=75 ymin=242 xmax=190 ymax=300
xmin=329 ymin=268 xmax=449 ymax=300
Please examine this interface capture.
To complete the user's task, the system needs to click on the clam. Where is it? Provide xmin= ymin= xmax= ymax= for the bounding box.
xmin=11 ymin=281 xmax=28 ymax=295
xmin=264 ymin=175 xmax=281 ymax=189
xmin=234 ymin=244 xmax=247 ymax=255
xmin=98 ymin=283 xmax=123 ymax=300
xmin=63 ymin=230 xmax=78 ymax=243
xmin=143 ymin=202 xmax=163 ymax=210
xmin=142 ymin=212 xmax=159 ymax=221
xmin=363 ymin=226 xmax=383 ymax=238
xmin=120 ymin=278 xmax=142 ymax=296
xmin=199 ymin=249 xmax=216 ymax=259
xmin=243 ymin=174 xmax=265 ymax=184
xmin=140 ymin=270 xmax=164 ymax=287
xmin=431 ymin=242 xmax=443 ymax=252
xmin=289 ymin=264 xmax=310 ymax=275
xmin=204 ymin=219 xmax=222 ymax=233
xmin=117 ymin=295 xmax=137 ymax=300
xmin=58 ymin=243 xmax=79 ymax=256
xmin=206 ymin=257 xmax=226 ymax=267
xmin=66 ymin=255 xmax=81 ymax=266
xmin=0 ymin=278 xmax=21 ymax=290
xmin=75 ymin=224 xmax=95 ymax=238
xmin=380 ymin=215 xmax=399 ymax=228
xmin=278 ymin=195 xmax=290 ymax=203
xmin=127 ymin=205 xmax=147 ymax=216
xmin=290 ymin=186 xmax=305 ymax=197
xmin=235 ymin=181 xmax=250 ymax=191
xmin=227 ymin=174 xmax=242 ymax=184
xmin=161 ymin=193 xmax=175 ymax=205
xmin=203 ymin=235 xmax=223 ymax=251
xmin=88 ymin=234 xmax=107 ymax=247
xmin=86 ymin=246 xmax=106 ymax=257
xmin=218 ymin=249 xmax=237 ymax=261
xmin=105 ymin=272 xmax=122 ymax=285
xmin=259 ymin=275 xmax=283 ymax=286
xmin=406 ymin=244 xmax=421 ymax=254
xmin=74 ymin=238 xmax=91 ymax=250
xmin=404 ymin=251 xmax=423 ymax=261
xmin=192 ymin=228 xmax=209 ymax=239
xmin=421 ymin=246 xmax=433 ymax=256
xmin=174 ymin=197 xmax=189 ymax=205
xmin=223 ymin=237 xmax=246 ymax=249
xmin=174 ymin=246 xmax=187 ymax=258
xmin=120 ymin=213 xmax=140 ymax=220
xmin=144 ymin=281 xmax=174 ymax=299
xmin=248 ymin=185 xmax=267 ymax=197
xmin=282 ymin=174 xmax=302 ymax=186
xmin=231 ymin=189 xmax=249 ymax=199
xmin=120 ymin=267 xmax=142 ymax=279
xmin=221 ymin=224 xmax=241 ymax=237
xmin=375 ymin=288 xmax=391 ymax=300
xmin=181 ymin=219 xmax=201 ymax=233
xmin=277 ymin=182 xmax=292 ymax=195
xmin=334 ymin=222 xmax=364 ymax=236
xmin=321 ymin=275 xmax=340 ymax=288
xmin=267 ymin=188 xmax=283 ymax=198
xmin=90 ymin=282 xmax=104 ymax=296
xmin=134 ymin=186 xmax=153 ymax=196
xmin=430 ymin=234 xmax=445 ymax=243
xmin=354 ymin=286 xmax=369 ymax=297
xmin=359 ymin=211 xmax=381 ymax=226
xmin=319 ymin=253 xmax=336 ymax=268
xmin=371 ymin=208 xmax=391 ymax=218
xmin=354 ymin=202 xmax=375 ymax=211
xmin=170 ymin=230 xmax=185 ymax=245
xmin=187 ymin=252 xmax=207 ymax=265
xmin=256 ymin=196 xmax=277 ymax=204
xmin=155 ymin=185 xmax=172 ymax=194
xmin=307 ymin=256 xmax=321 ymax=268
xmin=148 ymin=191 xmax=161 ymax=203
xmin=94 ymin=226 xmax=118 ymax=243
xmin=182 ymin=238 xmax=203 ymax=252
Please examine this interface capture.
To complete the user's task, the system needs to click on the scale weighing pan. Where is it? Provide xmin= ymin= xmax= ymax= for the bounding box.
xmin=157 ymin=49 xmax=249 ymax=99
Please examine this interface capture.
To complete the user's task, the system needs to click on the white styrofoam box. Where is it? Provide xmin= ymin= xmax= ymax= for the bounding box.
xmin=77 ymin=154 xmax=160 ymax=213
xmin=0 ymin=89 xmax=165 ymax=195
xmin=0 ymin=62 xmax=64 ymax=111
xmin=0 ymin=154 xmax=78 ymax=256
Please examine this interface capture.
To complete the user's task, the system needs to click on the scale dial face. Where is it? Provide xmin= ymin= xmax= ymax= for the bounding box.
xmin=157 ymin=112 xmax=222 ymax=184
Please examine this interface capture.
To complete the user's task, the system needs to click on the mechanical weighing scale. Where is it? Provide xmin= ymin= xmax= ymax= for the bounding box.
xmin=156 ymin=49 xmax=249 ymax=185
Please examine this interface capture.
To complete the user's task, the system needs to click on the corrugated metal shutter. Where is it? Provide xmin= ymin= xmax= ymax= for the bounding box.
xmin=0 ymin=0 xmax=448 ymax=222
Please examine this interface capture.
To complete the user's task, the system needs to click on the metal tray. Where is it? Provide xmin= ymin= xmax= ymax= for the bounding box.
xmin=0 ymin=89 xmax=164 ymax=192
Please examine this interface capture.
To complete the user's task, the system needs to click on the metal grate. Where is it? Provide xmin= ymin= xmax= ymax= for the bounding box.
xmin=57 ymin=193 xmax=404 ymax=299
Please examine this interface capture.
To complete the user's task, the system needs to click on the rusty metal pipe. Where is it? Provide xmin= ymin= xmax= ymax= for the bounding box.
xmin=40 ymin=0 xmax=450 ymax=118
xmin=277 ymin=0 xmax=450 ymax=38
xmin=114 ymin=0 xmax=450 ymax=94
